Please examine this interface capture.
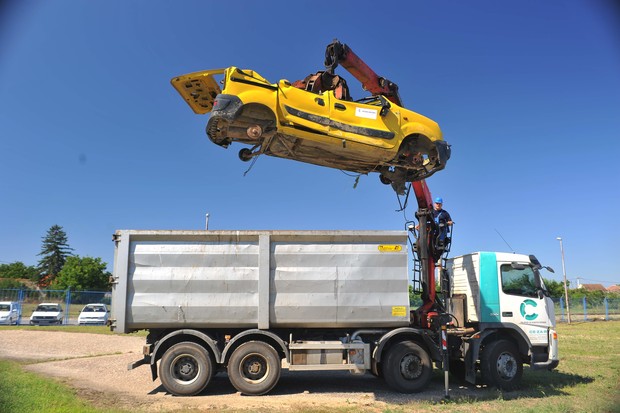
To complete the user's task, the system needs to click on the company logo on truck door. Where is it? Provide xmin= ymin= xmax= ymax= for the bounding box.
xmin=520 ymin=299 xmax=538 ymax=321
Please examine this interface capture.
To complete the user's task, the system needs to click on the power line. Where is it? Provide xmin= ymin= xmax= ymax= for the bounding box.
xmin=574 ymin=277 xmax=618 ymax=285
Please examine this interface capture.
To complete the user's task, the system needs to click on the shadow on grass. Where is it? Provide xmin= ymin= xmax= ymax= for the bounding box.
xmin=145 ymin=367 xmax=593 ymax=405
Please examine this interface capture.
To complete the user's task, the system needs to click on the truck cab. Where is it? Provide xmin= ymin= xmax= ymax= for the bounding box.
xmin=447 ymin=252 xmax=559 ymax=389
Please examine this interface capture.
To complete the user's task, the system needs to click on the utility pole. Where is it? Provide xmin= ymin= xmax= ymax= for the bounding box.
xmin=556 ymin=237 xmax=571 ymax=324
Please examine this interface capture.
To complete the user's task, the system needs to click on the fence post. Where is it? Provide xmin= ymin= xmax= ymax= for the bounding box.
xmin=604 ymin=297 xmax=609 ymax=321
xmin=559 ymin=297 xmax=565 ymax=322
xmin=582 ymin=296 xmax=587 ymax=321
xmin=17 ymin=289 xmax=24 ymax=325
xmin=65 ymin=288 xmax=71 ymax=325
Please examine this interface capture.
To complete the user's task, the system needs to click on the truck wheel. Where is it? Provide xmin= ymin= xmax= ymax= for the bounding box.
xmin=227 ymin=341 xmax=281 ymax=395
xmin=480 ymin=340 xmax=523 ymax=391
xmin=383 ymin=341 xmax=432 ymax=393
xmin=159 ymin=342 xmax=213 ymax=396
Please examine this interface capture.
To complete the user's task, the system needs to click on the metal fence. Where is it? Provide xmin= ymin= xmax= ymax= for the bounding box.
xmin=552 ymin=296 xmax=620 ymax=322
xmin=3 ymin=288 xmax=618 ymax=325
xmin=0 ymin=288 xmax=110 ymax=325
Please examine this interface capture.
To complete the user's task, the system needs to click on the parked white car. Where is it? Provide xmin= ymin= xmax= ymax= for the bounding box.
xmin=0 ymin=301 xmax=20 ymax=325
xmin=29 ymin=303 xmax=64 ymax=325
xmin=77 ymin=303 xmax=109 ymax=325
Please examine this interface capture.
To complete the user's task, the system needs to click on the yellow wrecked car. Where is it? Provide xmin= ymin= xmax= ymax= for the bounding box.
xmin=171 ymin=67 xmax=449 ymax=193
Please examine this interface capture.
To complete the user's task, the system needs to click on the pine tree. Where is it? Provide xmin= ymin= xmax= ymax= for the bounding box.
xmin=37 ymin=225 xmax=73 ymax=286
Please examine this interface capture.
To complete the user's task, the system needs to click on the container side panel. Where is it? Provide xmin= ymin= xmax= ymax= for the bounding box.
xmin=270 ymin=239 xmax=409 ymax=327
xmin=126 ymin=239 xmax=259 ymax=329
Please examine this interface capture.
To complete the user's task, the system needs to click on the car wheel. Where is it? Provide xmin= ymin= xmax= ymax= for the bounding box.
xmin=227 ymin=341 xmax=281 ymax=395
xmin=159 ymin=342 xmax=214 ymax=396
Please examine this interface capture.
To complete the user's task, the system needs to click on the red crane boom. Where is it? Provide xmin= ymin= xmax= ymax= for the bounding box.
xmin=321 ymin=40 xmax=444 ymax=327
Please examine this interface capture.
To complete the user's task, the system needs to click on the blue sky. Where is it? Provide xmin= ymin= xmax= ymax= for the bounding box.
xmin=1 ymin=1 xmax=618 ymax=287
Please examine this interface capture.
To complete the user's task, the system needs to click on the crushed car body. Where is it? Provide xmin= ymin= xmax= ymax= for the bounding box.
xmin=171 ymin=66 xmax=450 ymax=193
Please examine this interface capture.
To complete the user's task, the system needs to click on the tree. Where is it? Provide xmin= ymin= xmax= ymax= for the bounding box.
xmin=37 ymin=225 xmax=73 ymax=286
xmin=543 ymin=278 xmax=568 ymax=298
xmin=51 ymin=256 xmax=110 ymax=291
xmin=0 ymin=261 xmax=39 ymax=281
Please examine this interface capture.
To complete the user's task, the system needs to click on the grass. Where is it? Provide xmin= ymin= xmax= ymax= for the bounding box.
xmin=0 ymin=360 xmax=127 ymax=413
xmin=0 ymin=322 xmax=619 ymax=412
xmin=0 ymin=324 xmax=147 ymax=336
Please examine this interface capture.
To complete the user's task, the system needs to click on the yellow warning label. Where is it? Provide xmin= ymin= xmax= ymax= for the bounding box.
xmin=378 ymin=244 xmax=402 ymax=252
xmin=392 ymin=306 xmax=407 ymax=317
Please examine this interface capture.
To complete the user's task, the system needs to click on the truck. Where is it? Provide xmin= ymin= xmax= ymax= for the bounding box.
xmin=112 ymin=40 xmax=559 ymax=396
xmin=110 ymin=229 xmax=558 ymax=396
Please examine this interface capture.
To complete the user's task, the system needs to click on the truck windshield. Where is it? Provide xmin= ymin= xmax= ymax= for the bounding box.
xmin=500 ymin=264 xmax=539 ymax=297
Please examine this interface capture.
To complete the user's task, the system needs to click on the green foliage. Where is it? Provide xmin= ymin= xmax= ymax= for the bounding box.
xmin=37 ymin=225 xmax=73 ymax=286
xmin=543 ymin=278 xmax=568 ymax=298
xmin=408 ymin=285 xmax=422 ymax=307
xmin=0 ymin=279 xmax=28 ymax=289
xmin=51 ymin=256 xmax=110 ymax=291
xmin=568 ymin=289 xmax=609 ymax=307
xmin=0 ymin=262 xmax=39 ymax=280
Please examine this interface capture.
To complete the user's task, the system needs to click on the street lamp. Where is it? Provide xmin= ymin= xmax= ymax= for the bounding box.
xmin=556 ymin=237 xmax=571 ymax=324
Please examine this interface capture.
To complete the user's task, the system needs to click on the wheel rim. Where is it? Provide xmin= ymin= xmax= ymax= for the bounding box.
xmin=496 ymin=351 xmax=517 ymax=380
xmin=399 ymin=353 xmax=423 ymax=380
xmin=239 ymin=353 xmax=269 ymax=383
xmin=170 ymin=354 xmax=200 ymax=385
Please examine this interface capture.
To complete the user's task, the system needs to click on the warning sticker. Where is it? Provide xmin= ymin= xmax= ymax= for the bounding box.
xmin=355 ymin=107 xmax=378 ymax=120
xmin=378 ymin=245 xmax=402 ymax=252
xmin=392 ymin=306 xmax=407 ymax=317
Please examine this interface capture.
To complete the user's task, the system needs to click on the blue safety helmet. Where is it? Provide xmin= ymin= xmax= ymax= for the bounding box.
xmin=434 ymin=197 xmax=443 ymax=204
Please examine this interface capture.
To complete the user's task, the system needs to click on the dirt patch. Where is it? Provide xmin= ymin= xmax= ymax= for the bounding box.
xmin=0 ymin=329 xmax=493 ymax=412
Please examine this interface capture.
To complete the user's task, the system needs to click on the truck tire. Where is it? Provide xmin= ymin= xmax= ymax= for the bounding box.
xmin=383 ymin=341 xmax=432 ymax=393
xmin=159 ymin=342 xmax=213 ymax=396
xmin=227 ymin=341 xmax=281 ymax=395
xmin=480 ymin=339 xmax=522 ymax=391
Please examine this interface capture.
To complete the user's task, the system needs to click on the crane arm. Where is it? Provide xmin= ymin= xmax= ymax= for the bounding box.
xmin=324 ymin=40 xmax=403 ymax=106
xmin=321 ymin=40 xmax=443 ymax=325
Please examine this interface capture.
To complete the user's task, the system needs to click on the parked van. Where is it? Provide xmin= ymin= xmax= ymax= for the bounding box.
xmin=0 ymin=301 xmax=20 ymax=325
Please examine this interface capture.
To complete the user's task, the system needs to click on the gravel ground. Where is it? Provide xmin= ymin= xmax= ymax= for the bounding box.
xmin=0 ymin=329 xmax=489 ymax=412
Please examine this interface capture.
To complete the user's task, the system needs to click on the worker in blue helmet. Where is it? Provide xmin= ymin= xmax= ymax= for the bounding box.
xmin=432 ymin=196 xmax=453 ymax=250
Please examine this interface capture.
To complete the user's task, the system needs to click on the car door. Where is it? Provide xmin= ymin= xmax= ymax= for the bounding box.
xmin=278 ymin=80 xmax=331 ymax=135
xmin=327 ymin=94 xmax=399 ymax=149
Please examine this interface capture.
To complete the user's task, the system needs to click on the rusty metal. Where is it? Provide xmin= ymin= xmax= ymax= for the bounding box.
xmin=246 ymin=125 xmax=263 ymax=139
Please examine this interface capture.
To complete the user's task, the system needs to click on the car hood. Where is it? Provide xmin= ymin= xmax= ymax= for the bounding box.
xmin=0 ymin=310 xmax=11 ymax=317
xmin=79 ymin=312 xmax=106 ymax=318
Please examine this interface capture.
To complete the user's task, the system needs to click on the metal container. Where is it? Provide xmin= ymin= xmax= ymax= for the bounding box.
xmin=111 ymin=230 xmax=409 ymax=333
